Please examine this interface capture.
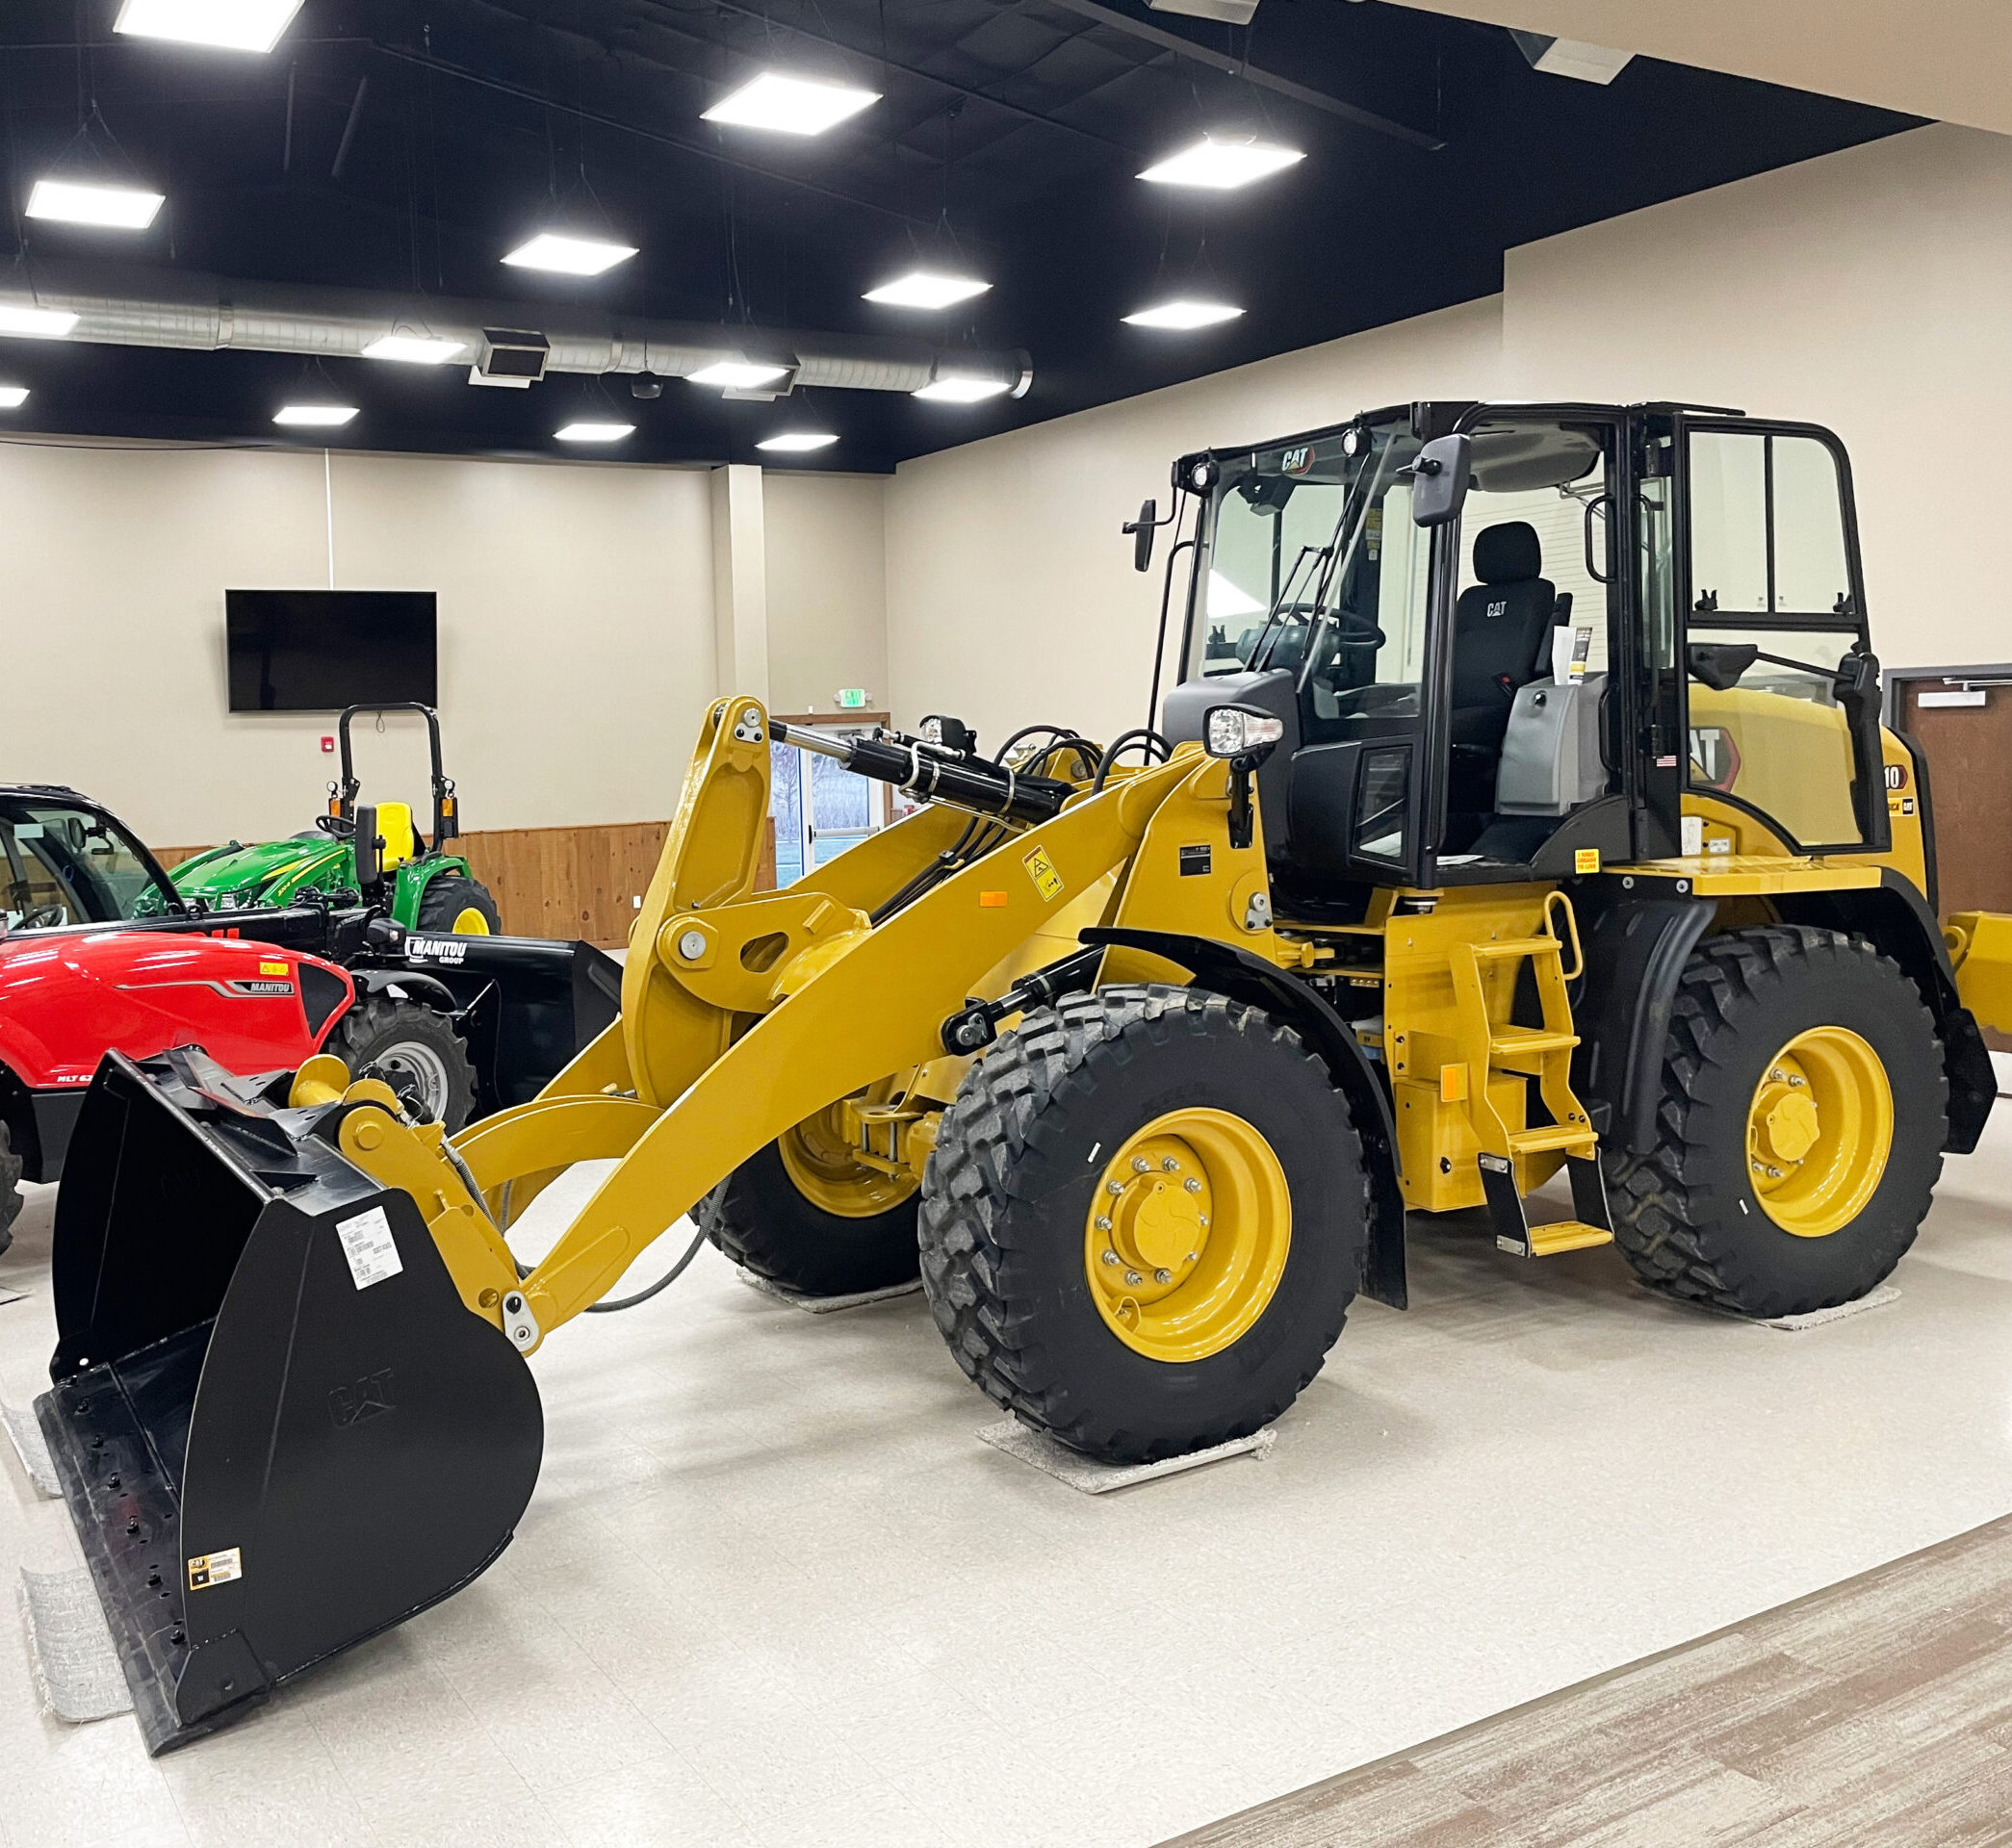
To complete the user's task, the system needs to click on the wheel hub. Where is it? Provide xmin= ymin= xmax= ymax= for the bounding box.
xmin=1745 ymin=1027 xmax=1894 ymax=1238
xmin=1084 ymin=1109 xmax=1290 ymax=1362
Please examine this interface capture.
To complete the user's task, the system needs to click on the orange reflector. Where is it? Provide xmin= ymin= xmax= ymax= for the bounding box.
xmin=978 ymin=890 xmax=1009 ymax=908
xmin=1440 ymin=1063 xmax=1468 ymax=1103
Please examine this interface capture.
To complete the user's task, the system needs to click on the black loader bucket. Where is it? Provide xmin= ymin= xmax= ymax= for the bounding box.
xmin=35 ymin=1048 xmax=543 ymax=1754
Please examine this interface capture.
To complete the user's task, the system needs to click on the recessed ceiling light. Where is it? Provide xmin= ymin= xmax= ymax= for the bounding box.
xmin=362 ymin=334 xmax=467 ymax=364
xmin=555 ymin=422 xmax=634 ymax=442
xmin=114 ymin=0 xmax=303 ymax=52
xmin=702 ymin=72 xmax=880 ymax=136
xmin=1138 ymin=135 xmax=1303 ymax=190
xmin=688 ymin=360 xmax=789 ymax=390
xmin=1122 ymin=298 xmax=1245 ymax=330
xmin=26 ymin=178 xmax=166 ymax=229
xmin=0 ymin=386 xmax=28 ymax=409
xmin=273 ymin=404 xmax=358 ymax=426
xmin=863 ymin=270 xmax=991 ymax=310
xmin=501 ymin=231 xmax=638 ymax=276
xmin=756 ymin=431 xmax=838 ymax=452
xmin=0 ymin=305 xmax=79 ymax=338
xmin=913 ymin=374 xmax=1012 ymax=404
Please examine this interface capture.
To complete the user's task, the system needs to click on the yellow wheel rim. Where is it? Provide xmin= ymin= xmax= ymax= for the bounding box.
xmin=1746 ymin=1026 xmax=1893 ymax=1238
xmin=451 ymin=907 xmax=491 ymax=935
xmin=1083 ymin=1107 xmax=1291 ymax=1363
xmin=778 ymin=1103 xmax=918 ymax=1219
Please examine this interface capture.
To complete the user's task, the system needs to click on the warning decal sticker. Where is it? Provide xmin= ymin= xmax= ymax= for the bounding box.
xmin=336 ymin=1206 xmax=403 ymax=1291
xmin=1574 ymin=848 xmax=1602 ymax=875
xmin=1022 ymin=843 xmax=1065 ymax=903
xmin=188 ymin=1546 xmax=243 ymax=1591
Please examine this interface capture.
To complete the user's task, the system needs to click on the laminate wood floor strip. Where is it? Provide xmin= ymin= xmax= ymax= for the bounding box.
xmin=1160 ymin=1513 xmax=2012 ymax=1848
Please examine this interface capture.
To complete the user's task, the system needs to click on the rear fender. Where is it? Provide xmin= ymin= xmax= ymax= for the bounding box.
xmin=1079 ymin=925 xmax=1408 ymax=1311
xmin=346 ymin=966 xmax=459 ymax=1015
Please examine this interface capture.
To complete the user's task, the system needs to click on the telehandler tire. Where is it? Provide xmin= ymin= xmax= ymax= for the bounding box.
xmin=0 ymin=1119 xmax=21 ymax=1257
xmin=702 ymin=1111 xmax=922 ymax=1297
xmin=327 ymin=995 xmax=477 ymax=1131
xmin=918 ymin=984 xmax=1369 ymax=1464
xmin=1604 ymin=925 xmax=1945 ymax=1320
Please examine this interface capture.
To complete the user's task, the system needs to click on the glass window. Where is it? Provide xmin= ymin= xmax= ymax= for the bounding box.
xmin=1690 ymin=429 xmax=1851 ymax=618
xmin=765 ymin=726 xmax=888 ymax=886
xmin=0 ymin=800 xmax=174 ymax=930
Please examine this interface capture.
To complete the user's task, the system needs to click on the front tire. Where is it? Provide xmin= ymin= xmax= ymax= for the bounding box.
xmin=919 ymin=986 xmax=1369 ymax=1464
xmin=1604 ymin=926 xmax=1945 ymax=1320
xmin=327 ymin=995 xmax=477 ymax=1131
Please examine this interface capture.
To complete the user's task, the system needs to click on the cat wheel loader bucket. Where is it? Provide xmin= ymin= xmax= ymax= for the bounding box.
xmin=35 ymin=1045 xmax=541 ymax=1754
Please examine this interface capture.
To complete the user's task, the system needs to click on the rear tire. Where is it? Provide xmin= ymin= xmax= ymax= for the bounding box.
xmin=328 ymin=996 xmax=477 ymax=1131
xmin=0 ymin=1120 xmax=21 ymax=1258
xmin=918 ymin=985 xmax=1368 ymax=1464
xmin=417 ymin=873 xmax=501 ymax=936
xmin=702 ymin=1135 xmax=921 ymax=1297
xmin=1603 ymin=926 xmax=1944 ymax=1320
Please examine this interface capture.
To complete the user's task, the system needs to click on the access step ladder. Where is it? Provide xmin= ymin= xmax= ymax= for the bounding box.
xmin=1447 ymin=894 xmax=1614 ymax=1259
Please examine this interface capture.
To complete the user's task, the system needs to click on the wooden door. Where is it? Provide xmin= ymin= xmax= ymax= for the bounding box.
xmin=1898 ymin=680 xmax=2012 ymax=919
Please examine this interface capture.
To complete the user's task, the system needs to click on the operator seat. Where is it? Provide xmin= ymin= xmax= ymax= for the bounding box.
xmin=1450 ymin=522 xmax=1559 ymax=750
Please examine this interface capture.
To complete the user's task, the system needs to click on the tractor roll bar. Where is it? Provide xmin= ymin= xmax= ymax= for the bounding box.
xmin=335 ymin=704 xmax=457 ymax=845
xmin=771 ymin=720 xmax=1072 ymax=826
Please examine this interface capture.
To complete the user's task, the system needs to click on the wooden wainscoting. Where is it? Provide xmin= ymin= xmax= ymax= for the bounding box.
xmin=152 ymin=818 xmax=777 ymax=948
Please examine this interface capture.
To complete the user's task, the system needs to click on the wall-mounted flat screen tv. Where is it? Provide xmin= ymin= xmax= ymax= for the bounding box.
xmin=226 ymin=589 xmax=438 ymax=712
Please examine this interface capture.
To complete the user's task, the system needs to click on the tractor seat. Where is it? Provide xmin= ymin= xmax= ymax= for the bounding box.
xmin=374 ymin=801 xmax=419 ymax=870
xmin=1450 ymin=522 xmax=1560 ymax=751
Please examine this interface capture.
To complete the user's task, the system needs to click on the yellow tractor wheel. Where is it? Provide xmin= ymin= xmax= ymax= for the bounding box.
xmin=1605 ymin=926 xmax=1943 ymax=1319
xmin=918 ymin=985 xmax=1368 ymax=1464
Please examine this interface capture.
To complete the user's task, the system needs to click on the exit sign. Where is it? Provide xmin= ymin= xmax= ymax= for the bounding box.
xmin=836 ymin=688 xmax=868 ymax=708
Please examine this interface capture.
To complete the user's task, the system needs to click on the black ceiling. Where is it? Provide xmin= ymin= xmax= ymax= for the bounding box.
xmin=0 ymin=0 xmax=1912 ymax=472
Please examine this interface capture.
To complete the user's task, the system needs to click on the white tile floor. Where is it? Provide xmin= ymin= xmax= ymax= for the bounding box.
xmin=8 ymin=1117 xmax=2012 ymax=1848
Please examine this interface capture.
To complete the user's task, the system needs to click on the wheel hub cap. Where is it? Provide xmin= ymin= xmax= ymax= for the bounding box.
xmin=1744 ymin=1026 xmax=1894 ymax=1239
xmin=1084 ymin=1109 xmax=1290 ymax=1363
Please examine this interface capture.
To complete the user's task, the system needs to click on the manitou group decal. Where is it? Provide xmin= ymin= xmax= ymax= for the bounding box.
xmin=404 ymin=936 xmax=470 ymax=964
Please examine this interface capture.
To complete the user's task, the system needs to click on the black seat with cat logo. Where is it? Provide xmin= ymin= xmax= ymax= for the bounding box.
xmin=1450 ymin=521 xmax=1559 ymax=750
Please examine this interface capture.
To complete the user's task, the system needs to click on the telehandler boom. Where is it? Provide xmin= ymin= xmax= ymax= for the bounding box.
xmin=39 ymin=399 xmax=2012 ymax=1751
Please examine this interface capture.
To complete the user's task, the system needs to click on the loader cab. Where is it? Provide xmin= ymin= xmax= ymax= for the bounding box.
xmin=1164 ymin=400 xmax=1888 ymax=905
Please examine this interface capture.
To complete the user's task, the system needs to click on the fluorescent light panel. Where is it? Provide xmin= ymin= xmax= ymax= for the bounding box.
xmin=555 ymin=422 xmax=634 ymax=442
xmin=1138 ymin=135 xmax=1303 ymax=190
xmin=502 ymin=231 xmax=637 ymax=275
xmin=757 ymin=432 xmax=838 ymax=452
xmin=27 ymin=178 xmax=166 ymax=229
xmin=273 ymin=404 xmax=357 ymax=426
xmin=0 ymin=386 xmax=28 ymax=409
xmin=863 ymin=270 xmax=990 ymax=310
xmin=1122 ymin=298 xmax=1244 ymax=329
xmin=913 ymin=374 xmax=1011 ymax=403
xmin=688 ymin=360 xmax=788 ymax=390
xmin=702 ymin=72 xmax=879 ymax=136
xmin=114 ymin=0 xmax=303 ymax=53
xmin=0 ymin=305 xmax=79 ymax=337
xmin=362 ymin=334 xmax=466 ymax=364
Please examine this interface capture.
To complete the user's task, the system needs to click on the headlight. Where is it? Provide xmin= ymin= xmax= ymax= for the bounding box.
xmin=1204 ymin=706 xmax=1286 ymax=759
xmin=1185 ymin=456 xmax=1218 ymax=493
xmin=919 ymin=716 xmax=943 ymax=744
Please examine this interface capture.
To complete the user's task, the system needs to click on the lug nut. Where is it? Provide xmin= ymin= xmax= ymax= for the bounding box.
xmin=1198 ymin=1215 xmax=1210 ymax=1228
xmin=1101 ymin=1249 xmax=1120 ymax=1267
xmin=1184 ymin=1177 xmax=1201 ymax=1194
xmin=1161 ymin=1157 xmax=1179 ymax=1172
xmin=1788 ymin=1075 xmax=1804 ymax=1088
xmin=1153 ymin=1268 xmax=1173 ymax=1284
xmin=1769 ymin=1067 xmax=1787 ymax=1083
xmin=1766 ymin=1165 xmax=1783 ymax=1179
xmin=1184 ymin=1251 xmax=1199 ymax=1264
xmin=1095 ymin=1215 xmax=1113 ymax=1232
xmin=1132 ymin=1157 xmax=1151 ymax=1173
xmin=1124 ymin=1270 xmax=1143 ymax=1285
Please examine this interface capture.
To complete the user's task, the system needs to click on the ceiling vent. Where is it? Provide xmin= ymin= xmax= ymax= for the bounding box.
xmin=470 ymin=326 xmax=550 ymax=388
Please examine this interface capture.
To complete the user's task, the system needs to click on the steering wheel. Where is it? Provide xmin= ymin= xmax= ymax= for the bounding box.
xmin=1251 ymin=603 xmax=1386 ymax=667
xmin=19 ymin=904 xmax=66 ymax=930
xmin=315 ymin=813 xmax=353 ymax=837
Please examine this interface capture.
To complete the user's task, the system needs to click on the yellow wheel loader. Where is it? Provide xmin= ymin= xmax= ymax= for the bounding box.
xmin=38 ymin=400 xmax=2012 ymax=1751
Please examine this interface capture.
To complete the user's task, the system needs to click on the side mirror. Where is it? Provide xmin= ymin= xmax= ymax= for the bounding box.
xmin=1407 ymin=434 xmax=1472 ymax=528
xmin=1123 ymin=498 xmax=1158 ymax=574
xmin=352 ymin=804 xmax=383 ymax=890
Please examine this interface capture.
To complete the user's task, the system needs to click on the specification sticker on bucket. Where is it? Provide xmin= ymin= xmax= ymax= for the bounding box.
xmin=1021 ymin=843 xmax=1065 ymax=903
xmin=335 ymin=1206 xmax=403 ymax=1291
xmin=188 ymin=1546 xmax=242 ymax=1591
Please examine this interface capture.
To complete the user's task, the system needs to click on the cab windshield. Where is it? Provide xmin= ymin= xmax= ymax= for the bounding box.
xmin=1193 ymin=422 xmax=1430 ymax=741
xmin=0 ymin=798 xmax=176 ymax=931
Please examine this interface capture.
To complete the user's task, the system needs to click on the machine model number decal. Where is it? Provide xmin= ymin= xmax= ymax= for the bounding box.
xmin=187 ymin=1546 xmax=243 ymax=1591
xmin=1884 ymin=762 xmax=1909 ymax=790
xmin=1178 ymin=844 xmax=1212 ymax=877
xmin=335 ymin=1206 xmax=403 ymax=1291
xmin=1021 ymin=844 xmax=1065 ymax=903
xmin=405 ymin=936 xmax=469 ymax=964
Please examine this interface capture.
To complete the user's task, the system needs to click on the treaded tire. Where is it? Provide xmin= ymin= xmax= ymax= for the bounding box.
xmin=328 ymin=995 xmax=477 ymax=1131
xmin=918 ymin=984 xmax=1369 ymax=1464
xmin=0 ymin=1119 xmax=20 ymax=1258
xmin=700 ymin=1142 xmax=921 ymax=1296
xmin=1603 ymin=925 xmax=1944 ymax=1320
xmin=417 ymin=873 xmax=502 ymax=935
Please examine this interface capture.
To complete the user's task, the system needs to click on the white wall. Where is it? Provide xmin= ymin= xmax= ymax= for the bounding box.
xmin=884 ymin=297 xmax=1507 ymax=753
xmin=762 ymin=471 xmax=890 ymax=717
xmin=885 ymin=124 xmax=2012 ymax=740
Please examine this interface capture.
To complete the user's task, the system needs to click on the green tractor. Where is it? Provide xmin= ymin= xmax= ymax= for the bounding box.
xmin=172 ymin=704 xmax=502 ymax=934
